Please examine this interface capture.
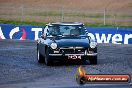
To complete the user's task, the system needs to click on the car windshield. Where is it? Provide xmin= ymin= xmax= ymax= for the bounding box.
xmin=47 ymin=25 xmax=86 ymax=36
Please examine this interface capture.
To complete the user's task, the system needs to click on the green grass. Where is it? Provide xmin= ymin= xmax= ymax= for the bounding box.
xmin=0 ymin=19 xmax=132 ymax=28
xmin=31 ymin=11 xmax=111 ymax=18
xmin=84 ymin=22 xmax=132 ymax=28
xmin=31 ymin=11 xmax=132 ymax=18
xmin=0 ymin=19 xmax=47 ymax=26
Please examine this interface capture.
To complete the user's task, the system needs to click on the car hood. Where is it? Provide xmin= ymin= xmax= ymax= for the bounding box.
xmin=47 ymin=37 xmax=89 ymax=47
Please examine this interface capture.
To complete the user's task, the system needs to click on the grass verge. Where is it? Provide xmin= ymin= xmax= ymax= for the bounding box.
xmin=0 ymin=19 xmax=131 ymax=28
xmin=0 ymin=19 xmax=47 ymax=26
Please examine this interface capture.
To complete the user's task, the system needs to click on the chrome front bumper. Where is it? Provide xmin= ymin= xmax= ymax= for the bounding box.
xmin=49 ymin=53 xmax=97 ymax=56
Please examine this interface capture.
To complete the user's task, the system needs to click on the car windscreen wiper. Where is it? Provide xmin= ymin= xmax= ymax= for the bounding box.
xmin=62 ymin=34 xmax=79 ymax=36
xmin=51 ymin=34 xmax=63 ymax=37
xmin=70 ymin=34 xmax=80 ymax=36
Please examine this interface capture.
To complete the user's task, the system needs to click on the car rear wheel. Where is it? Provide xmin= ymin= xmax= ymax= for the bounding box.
xmin=89 ymin=56 xmax=97 ymax=65
xmin=45 ymin=48 xmax=52 ymax=66
xmin=37 ymin=49 xmax=45 ymax=63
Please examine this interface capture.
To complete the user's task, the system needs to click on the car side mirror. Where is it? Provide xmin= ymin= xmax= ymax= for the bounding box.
xmin=41 ymin=33 xmax=47 ymax=40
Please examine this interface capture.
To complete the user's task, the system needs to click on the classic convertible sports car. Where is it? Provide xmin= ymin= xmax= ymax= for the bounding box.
xmin=37 ymin=22 xmax=97 ymax=66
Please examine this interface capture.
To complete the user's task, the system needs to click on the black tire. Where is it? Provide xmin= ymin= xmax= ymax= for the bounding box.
xmin=45 ymin=48 xmax=52 ymax=66
xmin=37 ymin=49 xmax=45 ymax=63
xmin=89 ymin=56 xmax=97 ymax=65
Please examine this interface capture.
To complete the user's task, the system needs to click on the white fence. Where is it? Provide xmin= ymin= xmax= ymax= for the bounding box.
xmin=0 ymin=7 xmax=132 ymax=26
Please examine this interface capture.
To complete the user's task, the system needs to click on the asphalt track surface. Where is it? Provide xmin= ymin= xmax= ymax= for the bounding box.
xmin=0 ymin=40 xmax=132 ymax=88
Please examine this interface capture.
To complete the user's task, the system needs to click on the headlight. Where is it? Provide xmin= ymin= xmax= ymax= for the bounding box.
xmin=50 ymin=43 xmax=57 ymax=49
xmin=90 ymin=42 xmax=97 ymax=49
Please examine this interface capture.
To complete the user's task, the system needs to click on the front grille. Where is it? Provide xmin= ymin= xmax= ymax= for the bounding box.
xmin=59 ymin=47 xmax=85 ymax=54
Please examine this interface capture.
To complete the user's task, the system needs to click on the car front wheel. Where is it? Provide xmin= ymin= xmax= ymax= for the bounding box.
xmin=37 ymin=49 xmax=45 ymax=63
xmin=45 ymin=48 xmax=52 ymax=66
